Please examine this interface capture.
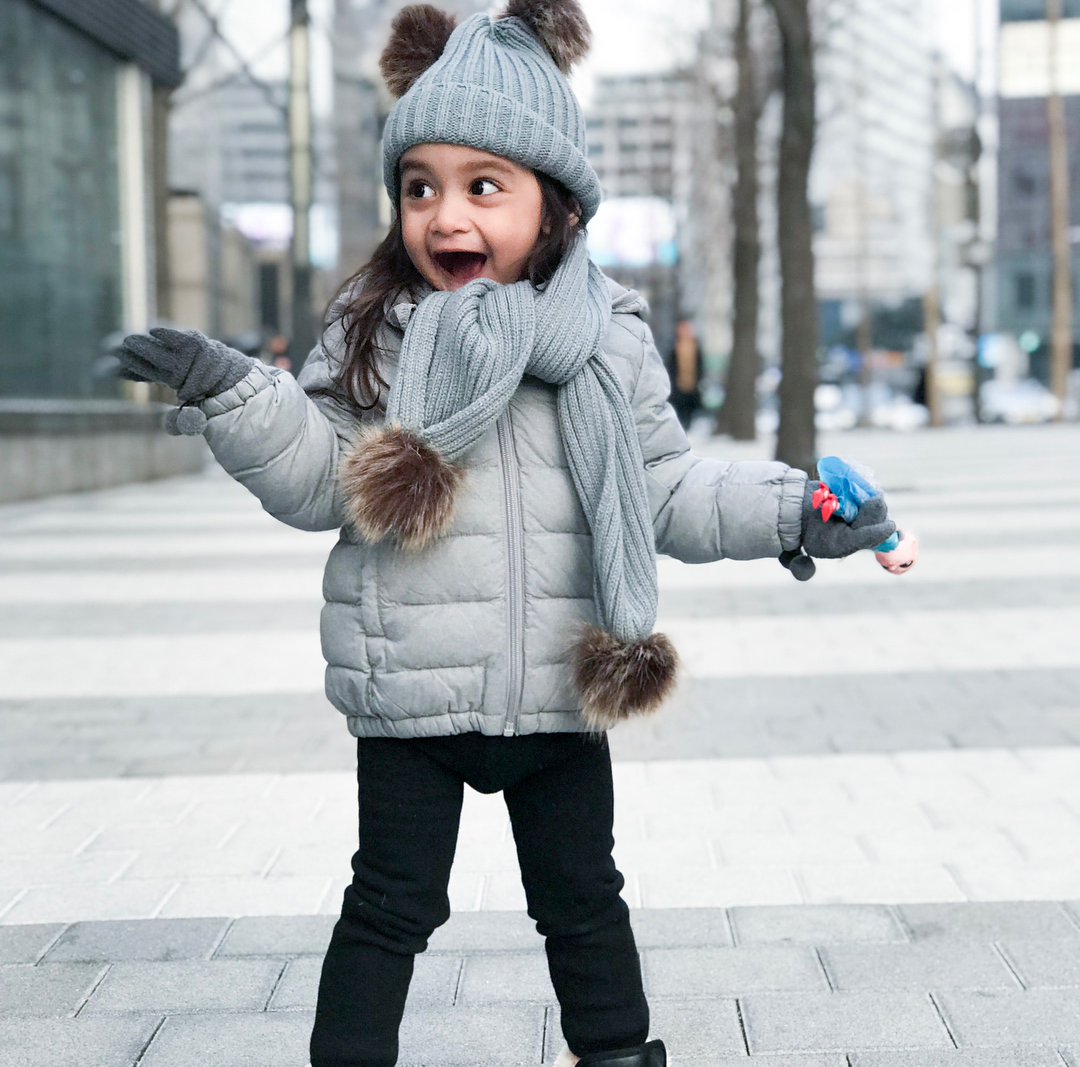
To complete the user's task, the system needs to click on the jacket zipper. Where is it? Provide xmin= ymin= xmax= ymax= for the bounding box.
xmin=497 ymin=410 xmax=526 ymax=737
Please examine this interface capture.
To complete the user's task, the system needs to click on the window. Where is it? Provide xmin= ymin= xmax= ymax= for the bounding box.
xmin=1013 ymin=171 xmax=1037 ymax=197
xmin=1015 ymin=271 xmax=1036 ymax=310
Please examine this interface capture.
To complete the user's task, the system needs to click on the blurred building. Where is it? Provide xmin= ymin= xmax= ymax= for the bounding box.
xmin=584 ymin=72 xmax=698 ymax=355
xmin=586 ymin=73 xmax=695 ymax=200
xmin=0 ymin=0 xmax=179 ymax=398
xmin=0 ymin=0 xmax=207 ymax=502
xmin=811 ymin=0 xmax=936 ymax=351
xmin=171 ymin=78 xmax=289 ymax=206
xmin=996 ymin=0 xmax=1080 ymax=382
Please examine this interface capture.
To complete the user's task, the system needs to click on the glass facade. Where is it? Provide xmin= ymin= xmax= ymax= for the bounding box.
xmin=0 ymin=0 xmax=122 ymax=398
xmin=1001 ymin=0 xmax=1080 ymax=22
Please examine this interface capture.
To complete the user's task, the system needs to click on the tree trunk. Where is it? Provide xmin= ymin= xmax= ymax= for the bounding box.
xmin=767 ymin=0 xmax=818 ymax=474
xmin=717 ymin=0 xmax=760 ymax=441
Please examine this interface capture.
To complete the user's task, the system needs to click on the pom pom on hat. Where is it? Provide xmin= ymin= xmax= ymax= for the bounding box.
xmin=501 ymin=0 xmax=591 ymax=74
xmin=380 ymin=5 xmax=459 ymax=98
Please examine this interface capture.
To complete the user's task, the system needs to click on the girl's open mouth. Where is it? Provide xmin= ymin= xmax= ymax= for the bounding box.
xmin=432 ymin=251 xmax=488 ymax=283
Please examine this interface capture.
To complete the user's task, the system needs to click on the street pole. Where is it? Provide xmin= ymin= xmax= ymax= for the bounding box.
xmin=1046 ymin=0 xmax=1074 ymax=418
xmin=289 ymin=0 xmax=315 ymax=374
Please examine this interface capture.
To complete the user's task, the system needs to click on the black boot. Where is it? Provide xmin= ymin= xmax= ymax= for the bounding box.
xmin=576 ymin=1039 xmax=666 ymax=1067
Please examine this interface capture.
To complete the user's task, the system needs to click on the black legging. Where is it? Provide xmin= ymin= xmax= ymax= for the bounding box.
xmin=309 ymin=732 xmax=649 ymax=1067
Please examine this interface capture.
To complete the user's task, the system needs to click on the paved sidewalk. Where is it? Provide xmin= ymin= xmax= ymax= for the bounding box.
xmin=10 ymin=904 xmax=1080 ymax=1066
xmin=2 ymin=423 xmax=1080 ymax=1064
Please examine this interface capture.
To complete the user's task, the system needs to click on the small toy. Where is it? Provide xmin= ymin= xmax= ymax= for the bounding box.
xmin=815 ymin=456 xmax=918 ymax=574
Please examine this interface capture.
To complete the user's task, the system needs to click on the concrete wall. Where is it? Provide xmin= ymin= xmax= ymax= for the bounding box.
xmin=0 ymin=400 xmax=207 ymax=504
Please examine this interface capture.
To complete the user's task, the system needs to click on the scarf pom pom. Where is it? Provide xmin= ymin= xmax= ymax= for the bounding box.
xmin=572 ymin=626 xmax=678 ymax=732
xmin=340 ymin=423 xmax=464 ymax=551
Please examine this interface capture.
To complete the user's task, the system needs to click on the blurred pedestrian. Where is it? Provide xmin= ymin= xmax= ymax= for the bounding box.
xmin=113 ymin=3 xmax=897 ymax=1064
xmin=665 ymin=318 xmax=701 ymax=429
xmin=266 ymin=332 xmax=291 ymax=372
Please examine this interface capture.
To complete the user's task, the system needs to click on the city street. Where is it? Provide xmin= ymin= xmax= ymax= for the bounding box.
xmin=2 ymin=422 xmax=1080 ymax=1065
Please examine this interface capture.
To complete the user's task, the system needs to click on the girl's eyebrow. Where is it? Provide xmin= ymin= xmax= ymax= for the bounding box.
xmin=400 ymin=156 xmax=518 ymax=178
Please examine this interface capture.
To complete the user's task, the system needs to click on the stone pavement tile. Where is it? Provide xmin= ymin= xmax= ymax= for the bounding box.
xmin=480 ymin=871 xmax=531 ymax=910
xmin=267 ymin=955 xmax=322 ymax=1010
xmin=397 ymin=1004 xmax=546 ymax=1066
xmin=741 ymin=991 xmax=953 ymax=1053
xmin=797 ymin=863 xmax=967 ymax=905
xmin=613 ymin=837 xmax=716 ymax=872
xmin=644 ymin=946 xmax=828 ymax=997
xmin=998 ymin=939 xmax=1080 ymax=988
xmin=714 ymin=831 xmax=866 ymax=866
xmin=849 ymin=1051 xmax=1064 ymax=1066
xmin=0 ymin=851 xmax=138 ymax=887
xmin=643 ymin=999 xmax=748 ymax=1059
xmin=156 ymin=875 xmax=332 ymax=918
xmin=82 ymin=958 xmax=284 ymax=1014
xmin=0 ymin=1015 xmax=163 ymax=1067
xmin=216 ymin=915 xmax=337 ymax=957
xmin=140 ymin=1010 xmax=314 ymax=1067
xmin=267 ymin=953 xmax=463 ymax=1010
xmin=818 ymin=942 xmax=1019 ymax=992
xmin=629 ymin=908 xmax=735 ymax=948
xmin=543 ymin=1000 xmax=750 ymax=1064
xmin=860 ymin=827 xmax=1025 ymax=865
xmin=954 ymin=863 xmax=1080 ymax=901
xmin=640 ymin=868 xmax=802 ymax=908
xmin=0 ymin=923 xmax=65 ymax=964
xmin=899 ymin=902 xmax=1080 ymax=943
xmin=730 ymin=905 xmax=907 ymax=946
xmin=44 ymin=917 xmax=229 ymax=962
xmin=0 ymin=961 xmax=105 ymax=1016
xmin=121 ymin=845 xmax=280 ymax=879
xmin=0 ymin=881 xmax=176 ymax=924
xmin=937 ymin=988 xmax=1080 ymax=1045
xmin=458 ymin=951 xmax=551 ymax=1003
xmin=427 ymin=910 xmax=541 ymax=952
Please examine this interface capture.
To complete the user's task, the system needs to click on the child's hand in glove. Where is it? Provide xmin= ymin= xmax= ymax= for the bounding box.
xmin=801 ymin=486 xmax=896 ymax=558
xmin=117 ymin=327 xmax=255 ymax=435
xmin=780 ymin=484 xmax=897 ymax=581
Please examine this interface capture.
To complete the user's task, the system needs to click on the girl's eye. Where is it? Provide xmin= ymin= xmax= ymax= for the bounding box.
xmin=406 ymin=181 xmax=435 ymax=200
xmin=470 ymin=178 xmax=499 ymax=196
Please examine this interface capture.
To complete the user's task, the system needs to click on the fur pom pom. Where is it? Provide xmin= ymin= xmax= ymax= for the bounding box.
xmin=572 ymin=626 xmax=678 ymax=732
xmin=501 ymin=0 xmax=591 ymax=74
xmin=340 ymin=423 xmax=464 ymax=551
xmin=380 ymin=5 xmax=459 ymax=98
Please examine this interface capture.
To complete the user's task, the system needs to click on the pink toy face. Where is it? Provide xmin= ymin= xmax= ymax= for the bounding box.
xmin=875 ymin=530 xmax=919 ymax=574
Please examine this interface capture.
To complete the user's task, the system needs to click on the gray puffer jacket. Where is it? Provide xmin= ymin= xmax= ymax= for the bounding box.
xmin=199 ymin=280 xmax=806 ymax=738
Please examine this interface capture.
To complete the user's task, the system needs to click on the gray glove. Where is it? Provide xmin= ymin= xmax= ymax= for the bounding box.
xmin=117 ymin=327 xmax=254 ymax=404
xmin=800 ymin=484 xmax=896 ymax=559
xmin=780 ymin=483 xmax=897 ymax=580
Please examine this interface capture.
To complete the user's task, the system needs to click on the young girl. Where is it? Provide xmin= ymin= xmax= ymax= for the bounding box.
xmin=117 ymin=3 xmax=895 ymax=1063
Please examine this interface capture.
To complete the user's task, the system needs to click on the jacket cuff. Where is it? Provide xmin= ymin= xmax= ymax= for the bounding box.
xmin=777 ymin=466 xmax=809 ymax=552
xmin=199 ymin=362 xmax=276 ymax=417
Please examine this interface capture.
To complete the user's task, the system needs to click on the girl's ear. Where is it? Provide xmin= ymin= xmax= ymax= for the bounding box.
xmin=380 ymin=5 xmax=458 ymax=98
xmin=500 ymin=0 xmax=591 ymax=75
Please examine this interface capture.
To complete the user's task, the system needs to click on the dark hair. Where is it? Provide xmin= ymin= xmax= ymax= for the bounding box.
xmin=325 ymin=171 xmax=584 ymax=410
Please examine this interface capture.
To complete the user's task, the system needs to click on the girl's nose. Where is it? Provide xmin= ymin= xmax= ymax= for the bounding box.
xmin=431 ymin=192 xmax=471 ymax=236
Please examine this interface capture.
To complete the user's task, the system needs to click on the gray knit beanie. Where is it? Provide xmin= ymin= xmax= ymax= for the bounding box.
xmin=380 ymin=1 xmax=603 ymax=223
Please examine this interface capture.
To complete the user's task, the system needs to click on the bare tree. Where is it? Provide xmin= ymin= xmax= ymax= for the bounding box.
xmin=716 ymin=0 xmax=765 ymax=440
xmin=765 ymin=0 xmax=818 ymax=473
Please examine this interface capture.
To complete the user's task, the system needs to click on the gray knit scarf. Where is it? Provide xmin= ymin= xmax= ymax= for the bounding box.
xmin=386 ymin=235 xmax=657 ymax=648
